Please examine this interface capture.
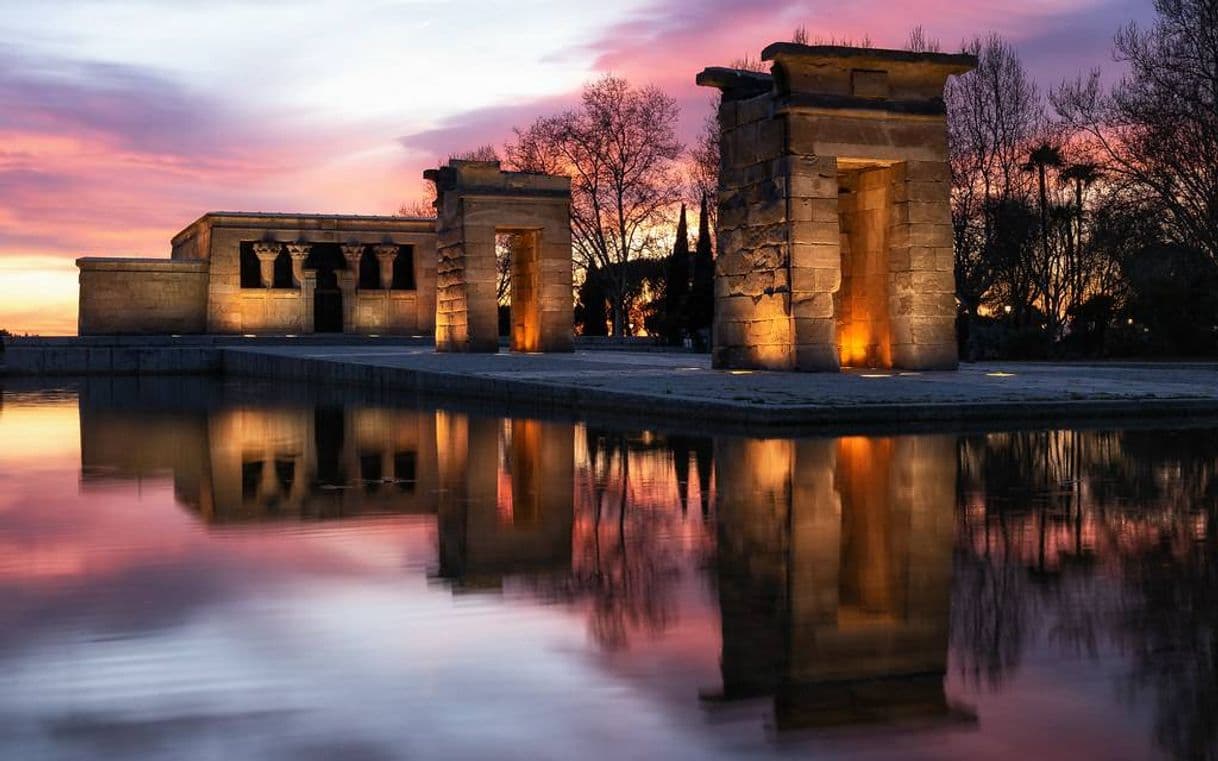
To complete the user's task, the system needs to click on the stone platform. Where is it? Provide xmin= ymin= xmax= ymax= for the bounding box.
xmin=221 ymin=346 xmax=1218 ymax=431
xmin=6 ymin=338 xmax=1218 ymax=431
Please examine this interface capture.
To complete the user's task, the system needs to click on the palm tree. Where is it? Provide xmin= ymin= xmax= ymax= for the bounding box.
xmin=1058 ymin=163 xmax=1102 ymax=309
xmin=1023 ymin=142 xmax=1064 ymax=339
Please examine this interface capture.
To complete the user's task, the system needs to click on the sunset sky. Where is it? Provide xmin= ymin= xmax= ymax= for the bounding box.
xmin=0 ymin=0 xmax=1154 ymax=335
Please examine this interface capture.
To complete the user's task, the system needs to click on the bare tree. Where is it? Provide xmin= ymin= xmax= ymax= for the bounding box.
xmin=505 ymin=75 xmax=684 ymax=335
xmin=728 ymin=55 xmax=768 ymax=73
xmin=399 ymin=146 xmax=500 ymax=219
xmin=689 ymin=106 xmax=719 ymax=237
xmin=946 ymin=34 xmax=1044 ymax=332
xmin=905 ymin=25 xmax=942 ymax=53
xmin=782 ymin=29 xmax=873 ymax=48
xmin=398 ymin=196 xmax=437 ymax=218
xmin=452 ymin=144 xmax=500 ymax=163
xmin=1053 ymin=0 xmax=1218 ymax=267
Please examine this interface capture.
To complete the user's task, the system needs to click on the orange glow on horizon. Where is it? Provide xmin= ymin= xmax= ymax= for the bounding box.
xmin=0 ymin=399 xmax=80 ymax=465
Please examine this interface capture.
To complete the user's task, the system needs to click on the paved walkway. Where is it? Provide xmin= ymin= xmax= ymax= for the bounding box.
xmin=225 ymin=346 xmax=1218 ymax=430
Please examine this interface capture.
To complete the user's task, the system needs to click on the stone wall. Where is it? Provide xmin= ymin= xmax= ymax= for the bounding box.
xmin=237 ymin=290 xmax=307 ymax=333
xmin=699 ymin=45 xmax=974 ymax=371
xmin=714 ymin=93 xmax=800 ymax=369
xmin=428 ymin=161 xmax=573 ymax=353
xmin=352 ymin=292 xmax=422 ymax=334
xmin=78 ymin=258 xmax=208 ymax=335
xmin=886 ymin=161 xmax=958 ymax=369
xmin=171 ymin=212 xmax=437 ymax=335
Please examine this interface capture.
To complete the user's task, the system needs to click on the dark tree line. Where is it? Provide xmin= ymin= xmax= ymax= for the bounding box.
xmin=410 ymin=0 xmax=1217 ymax=355
xmin=950 ymin=0 xmax=1218 ymax=358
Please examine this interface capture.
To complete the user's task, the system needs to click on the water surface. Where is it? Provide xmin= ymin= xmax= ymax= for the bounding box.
xmin=0 ymin=378 xmax=1214 ymax=760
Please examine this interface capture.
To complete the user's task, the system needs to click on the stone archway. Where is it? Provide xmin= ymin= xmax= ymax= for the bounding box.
xmin=424 ymin=160 xmax=574 ymax=353
xmin=698 ymin=44 xmax=976 ymax=371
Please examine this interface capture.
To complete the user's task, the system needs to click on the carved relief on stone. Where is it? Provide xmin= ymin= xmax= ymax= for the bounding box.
xmin=285 ymin=243 xmax=311 ymax=288
xmin=252 ymin=242 xmax=281 ymax=288
xmin=373 ymin=244 xmax=398 ymax=290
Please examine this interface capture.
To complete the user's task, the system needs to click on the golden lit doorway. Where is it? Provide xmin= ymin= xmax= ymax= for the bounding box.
xmin=497 ymin=230 xmax=542 ymax=353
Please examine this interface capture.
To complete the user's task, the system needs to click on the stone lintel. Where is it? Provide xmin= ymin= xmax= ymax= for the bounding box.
xmin=761 ymin=43 xmax=976 ymax=71
xmin=170 ymin=212 xmax=435 ymax=248
xmin=695 ymin=67 xmax=774 ymax=101
xmin=776 ymin=93 xmax=948 ymax=118
xmin=76 ymin=257 xmax=209 ymax=273
xmin=449 ymin=191 xmax=570 ymax=204
xmin=425 ymin=160 xmax=570 ymax=197
xmin=759 ymin=43 xmax=975 ymax=113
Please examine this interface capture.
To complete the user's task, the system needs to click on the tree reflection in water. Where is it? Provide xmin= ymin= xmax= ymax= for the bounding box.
xmin=67 ymin=379 xmax=1218 ymax=756
xmin=529 ymin=427 xmax=715 ymax=651
xmin=957 ymin=427 xmax=1218 ymax=760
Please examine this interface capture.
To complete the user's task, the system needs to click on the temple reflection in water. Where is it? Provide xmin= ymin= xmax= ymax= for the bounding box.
xmin=76 ymin=385 xmax=961 ymax=732
xmin=712 ymin=435 xmax=960 ymax=729
xmin=81 ymin=399 xmax=440 ymax=522
xmin=9 ymin=379 xmax=1204 ymax=757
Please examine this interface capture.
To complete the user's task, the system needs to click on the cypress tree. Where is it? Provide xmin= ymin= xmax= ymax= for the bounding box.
xmin=663 ymin=204 xmax=691 ymax=345
xmin=577 ymin=267 xmax=610 ymax=336
xmin=689 ymin=193 xmax=715 ymax=347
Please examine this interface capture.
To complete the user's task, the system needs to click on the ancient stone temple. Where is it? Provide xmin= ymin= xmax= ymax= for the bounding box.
xmin=425 ymin=160 xmax=574 ymax=353
xmin=77 ymin=213 xmax=437 ymax=335
xmin=698 ymin=45 xmax=976 ymax=371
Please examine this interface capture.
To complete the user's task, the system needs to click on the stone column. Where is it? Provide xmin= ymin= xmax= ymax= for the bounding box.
xmin=887 ymin=161 xmax=958 ymax=370
xmin=286 ymin=243 xmax=311 ymax=288
xmin=374 ymin=244 xmax=397 ymax=290
xmin=253 ymin=242 xmax=281 ymax=288
xmin=341 ymin=244 xmax=365 ymax=289
xmin=337 ymin=269 xmax=356 ymax=331
xmin=300 ymin=270 xmax=317 ymax=334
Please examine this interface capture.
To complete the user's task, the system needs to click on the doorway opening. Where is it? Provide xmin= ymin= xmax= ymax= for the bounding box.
xmin=309 ymin=245 xmax=346 ymax=333
xmin=835 ymin=162 xmax=897 ymax=368
xmin=497 ymin=230 xmax=542 ymax=352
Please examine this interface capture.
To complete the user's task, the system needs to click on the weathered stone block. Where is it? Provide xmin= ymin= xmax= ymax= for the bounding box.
xmin=701 ymin=45 xmax=972 ymax=372
xmin=891 ymin=341 xmax=957 ymax=371
xmin=794 ymin=341 xmax=841 ymax=372
xmin=792 ymin=291 xmax=835 ymax=319
xmin=889 ymin=223 xmax=953 ymax=249
xmin=791 ymin=221 xmax=840 ymax=249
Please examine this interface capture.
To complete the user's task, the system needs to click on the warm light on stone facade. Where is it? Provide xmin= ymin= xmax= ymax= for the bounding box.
xmin=77 ymin=213 xmax=437 ymax=336
xmin=425 ymin=160 xmax=574 ymax=353
xmin=698 ymin=44 xmax=976 ymax=371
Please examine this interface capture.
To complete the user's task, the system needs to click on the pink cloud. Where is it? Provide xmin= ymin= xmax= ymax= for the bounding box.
xmin=0 ymin=0 xmax=1158 ymax=334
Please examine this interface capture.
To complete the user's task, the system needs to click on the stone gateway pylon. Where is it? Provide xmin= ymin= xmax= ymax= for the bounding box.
xmin=425 ymin=160 xmax=574 ymax=353
xmin=698 ymin=45 xmax=976 ymax=371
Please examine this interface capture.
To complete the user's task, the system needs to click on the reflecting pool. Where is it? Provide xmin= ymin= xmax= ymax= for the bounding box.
xmin=0 ymin=378 xmax=1214 ymax=760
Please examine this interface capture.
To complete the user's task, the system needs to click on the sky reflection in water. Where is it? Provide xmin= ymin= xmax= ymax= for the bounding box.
xmin=0 ymin=378 xmax=1212 ymax=760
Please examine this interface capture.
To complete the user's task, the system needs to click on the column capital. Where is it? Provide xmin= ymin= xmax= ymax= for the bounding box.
xmin=373 ymin=244 xmax=397 ymax=289
xmin=341 ymin=244 xmax=365 ymax=291
xmin=285 ymin=243 xmax=311 ymax=288
xmin=252 ymin=242 xmax=280 ymax=288
xmin=252 ymin=242 xmax=281 ymax=260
